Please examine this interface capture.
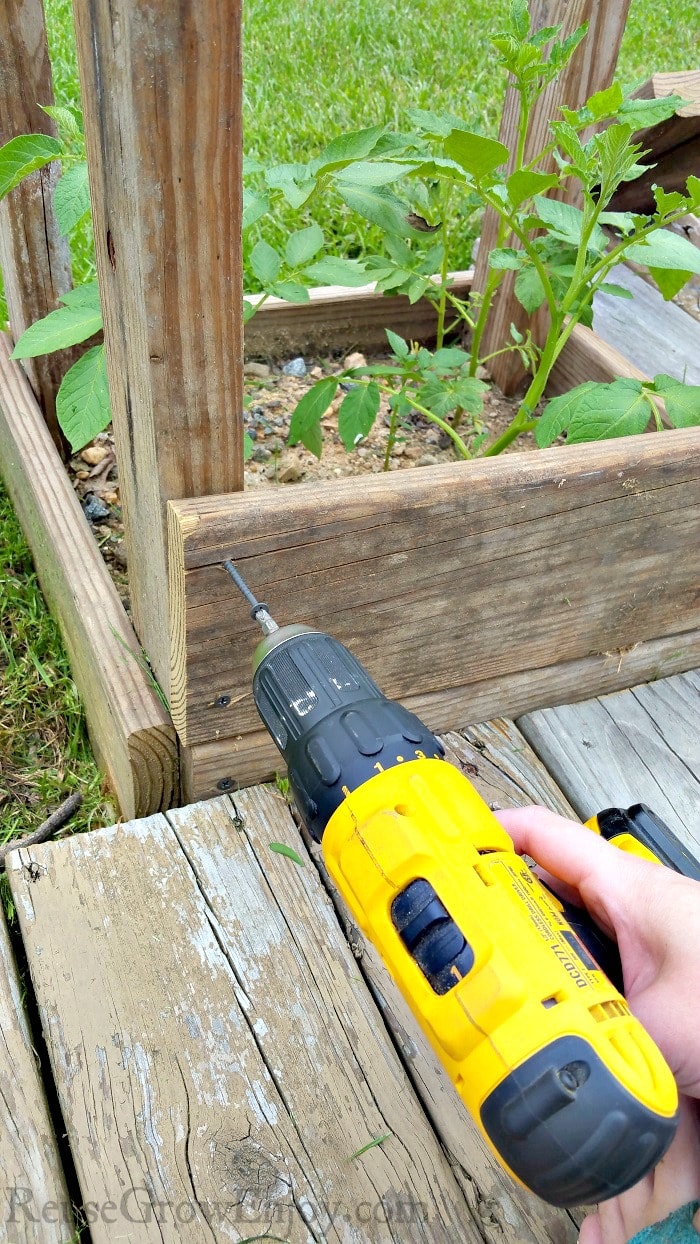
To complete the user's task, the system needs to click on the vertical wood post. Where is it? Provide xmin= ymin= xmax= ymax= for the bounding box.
xmin=71 ymin=0 xmax=245 ymax=696
xmin=472 ymin=0 xmax=632 ymax=395
xmin=0 ymin=0 xmax=73 ymax=449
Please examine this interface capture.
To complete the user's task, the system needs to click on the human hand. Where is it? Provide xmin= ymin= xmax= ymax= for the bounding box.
xmin=494 ymin=805 xmax=700 ymax=1244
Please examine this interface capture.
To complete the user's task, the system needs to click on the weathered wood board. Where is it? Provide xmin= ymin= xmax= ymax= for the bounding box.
xmin=9 ymin=797 xmax=489 ymax=1243
xmin=592 ymin=264 xmax=700 ymax=387
xmin=169 ymin=428 xmax=700 ymax=778
xmin=72 ymin=0 xmax=246 ymax=695
xmin=182 ymin=630 xmax=700 ymax=801
xmin=0 ymin=335 xmax=179 ymax=818
xmin=0 ymin=910 xmax=74 ymax=1242
xmin=471 ymin=0 xmax=632 ymax=393
xmin=245 ymin=272 xmax=474 ymax=359
xmin=609 ymin=71 xmax=700 ymax=214
xmin=519 ymin=669 xmax=700 ymax=857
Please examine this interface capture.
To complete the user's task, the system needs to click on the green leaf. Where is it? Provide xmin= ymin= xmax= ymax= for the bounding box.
xmin=250 ymin=240 xmax=282 ymax=286
xmin=312 ymin=125 xmax=386 ymax=174
xmin=626 ymin=230 xmax=700 ymax=274
xmin=489 ymin=247 xmax=525 ymax=271
xmin=566 ymin=378 xmax=650 ymax=443
xmin=54 ymin=162 xmax=90 ymax=235
xmin=336 ymin=182 xmax=414 ymax=237
xmin=652 ymin=185 xmax=687 ymax=218
xmin=385 ymin=328 xmax=409 ymax=358
xmin=58 ymin=280 xmax=101 ymax=309
xmin=303 ymin=256 xmax=370 ymax=287
xmin=619 ymin=94 xmax=689 ymax=131
xmin=585 ymin=82 xmax=625 ymax=121
xmin=334 ymin=160 xmax=418 ymax=187
xmin=443 ymin=130 xmax=508 ymax=180
xmin=268 ymin=842 xmax=305 ymax=867
xmin=429 ymin=347 xmax=472 ymax=371
xmin=510 ymin=0 xmax=530 ymax=39
xmin=593 ymin=125 xmax=642 ymax=197
xmin=288 ymin=378 xmax=338 ymax=458
xmin=405 ymin=107 xmax=471 ymax=137
xmin=269 ymin=280 xmax=310 ymax=303
xmin=264 ymin=162 xmax=316 ymax=208
xmin=55 ymin=346 xmax=110 ymax=451
xmin=506 ymin=169 xmax=558 ymax=209
xmin=285 ymin=224 xmax=324 ymax=267
xmin=598 ymin=210 xmax=641 ymax=236
xmin=597 ymin=282 xmax=634 ymax=300
xmin=11 ymin=296 xmax=103 ymax=358
xmin=535 ymin=382 xmax=597 ymax=447
xmin=648 ymin=266 xmax=693 ymax=301
xmin=242 ymin=189 xmax=269 ymax=230
xmin=0 ymin=133 xmax=62 ymax=200
xmin=348 ymin=1133 xmax=392 ymax=1161
xmin=416 ymin=375 xmax=486 ymax=418
xmin=242 ymin=155 xmax=265 ymax=176
xmin=338 ymin=383 xmax=381 ymax=449
xmin=534 ymin=196 xmax=606 ymax=252
xmin=243 ymin=432 xmax=254 ymax=461
xmin=41 ymin=104 xmax=84 ymax=141
xmin=652 ymin=375 xmax=700 ymax=428
xmin=514 ymin=265 xmax=546 ymax=314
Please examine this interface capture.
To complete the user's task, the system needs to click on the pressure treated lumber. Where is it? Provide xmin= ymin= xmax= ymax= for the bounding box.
xmin=471 ymin=0 xmax=632 ymax=394
xmin=245 ymin=271 xmax=474 ymax=358
xmin=0 ymin=0 xmax=72 ymax=448
xmin=519 ymin=669 xmax=700 ymax=859
xmin=610 ymin=71 xmax=700 ymax=214
xmin=0 ymin=335 xmax=178 ymax=818
xmin=0 ymin=911 xmax=74 ymax=1243
xmin=182 ymin=629 xmax=700 ymax=799
xmin=169 ymin=427 xmax=700 ymax=763
xmin=71 ymin=0 xmax=246 ymax=696
xmin=547 ymin=320 xmax=648 ymax=396
xmin=591 ymin=264 xmax=700 ymax=387
xmin=9 ymin=797 xmax=487 ymax=1244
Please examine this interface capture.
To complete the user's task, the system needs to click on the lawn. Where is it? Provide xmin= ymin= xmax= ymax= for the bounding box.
xmin=1 ymin=0 xmax=696 ymax=844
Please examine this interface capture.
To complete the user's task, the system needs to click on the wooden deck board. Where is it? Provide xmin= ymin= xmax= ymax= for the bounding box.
xmin=592 ymin=265 xmax=700 ymax=387
xmin=8 ymin=795 xmax=489 ymax=1242
xmin=0 ymin=910 xmax=74 ymax=1242
xmin=518 ymin=670 xmax=700 ymax=858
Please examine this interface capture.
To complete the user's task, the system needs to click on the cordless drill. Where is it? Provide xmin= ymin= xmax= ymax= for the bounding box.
xmin=224 ymin=560 xmax=679 ymax=1208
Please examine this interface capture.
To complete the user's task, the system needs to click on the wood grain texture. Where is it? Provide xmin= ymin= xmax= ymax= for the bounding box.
xmin=519 ymin=670 xmax=700 ymax=858
xmin=9 ymin=796 xmax=488 ymax=1243
xmin=0 ymin=0 xmax=72 ymax=448
xmin=72 ymin=0 xmax=246 ymax=693
xmin=0 ymin=911 xmax=73 ymax=1242
xmin=290 ymin=719 xmax=579 ymax=1244
xmin=181 ymin=630 xmax=700 ymax=799
xmin=168 ymin=428 xmax=700 ymax=754
xmin=245 ymin=272 xmax=474 ymax=358
xmin=471 ymin=1 xmax=632 ymax=394
xmin=591 ymin=264 xmax=700 ymax=387
xmin=0 ymin=334 xmax=178 ymax=818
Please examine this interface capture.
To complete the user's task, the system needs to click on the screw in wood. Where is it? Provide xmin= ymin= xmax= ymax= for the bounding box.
xmin=217 ymin=777 xmax=233 ymax=791
xmin=216 ymin=694 xmax=231 ymax=707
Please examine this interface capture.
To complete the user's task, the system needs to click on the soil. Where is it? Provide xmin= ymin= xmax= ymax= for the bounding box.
xmin=67 ymin=350 xmax=528 ymax=610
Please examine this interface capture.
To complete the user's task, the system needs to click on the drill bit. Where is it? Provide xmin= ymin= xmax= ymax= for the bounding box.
xmin=223 ymin=560 xmax=279 ymax=636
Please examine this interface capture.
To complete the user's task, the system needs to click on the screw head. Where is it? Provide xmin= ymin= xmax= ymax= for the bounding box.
xmin=217 ymin=777 xmax=233 ymax=791
xmin=216 ymin=694 xmax=231 ymax=707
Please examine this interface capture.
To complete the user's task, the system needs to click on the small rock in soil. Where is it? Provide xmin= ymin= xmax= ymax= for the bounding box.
xmin=252 ymin=446 xmax=272 ymax=462
xmin=81 ymin=492 xmax=111 ymax=523
xmin=112 ymin=540 xmax=128 ymax=568
xmin=278 ymin=458 xmax=305 ymax=483
xmin=243 ymin=361 xmax=271 ymax=378
xmin=80 ymin=444 xmax=109 ymax=465
xmin=344 ymin=351 xmax=366 ymax=370
xmin=416 ymin=452 xmax=439 ymax=467
xmin=282 ymin=356 xmax=307 ymax=377
xmin=103 ymin=490 xmax=119 ymax=505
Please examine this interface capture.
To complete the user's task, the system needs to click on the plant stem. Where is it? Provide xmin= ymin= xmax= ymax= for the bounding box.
xmin=436 ymin=186 xmax=452 ymax=350
xmin=383 ymin=397 xmax=401 ymax=471
xmin=377 ymin=385 xmax=471 ymax=459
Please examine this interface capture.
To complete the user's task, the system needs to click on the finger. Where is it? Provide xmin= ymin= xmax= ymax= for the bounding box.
xmin=577 ymin=1211 xmax=604 ymax=1244
xmin=494 ymin=806 xmax=655 ymax=938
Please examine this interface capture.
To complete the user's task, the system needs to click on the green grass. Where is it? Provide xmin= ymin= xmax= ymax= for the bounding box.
xmin=1 ymin=0 xmax=694 ymax=856
xmin=0 ymin=484 xmax=116 ymax=857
